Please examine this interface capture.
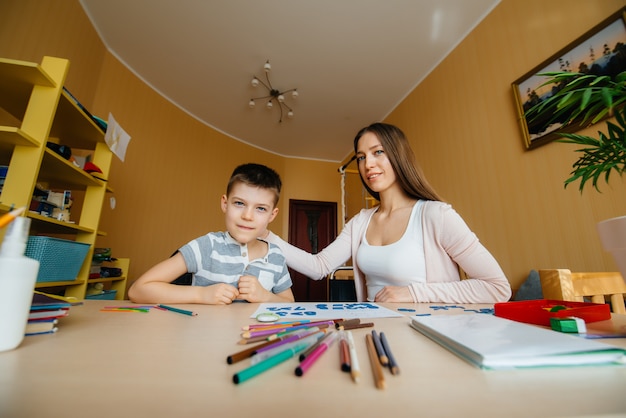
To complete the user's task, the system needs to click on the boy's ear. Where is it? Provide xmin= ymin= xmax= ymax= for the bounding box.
xmin=220 ymin=194 xmax=228 ymax=213
xmin=268 ymin=207 xmax=279 ymax=223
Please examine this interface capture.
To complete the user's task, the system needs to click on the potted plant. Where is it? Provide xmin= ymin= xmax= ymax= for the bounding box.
xmin=526 ymin=70 xmax=626 ymax=280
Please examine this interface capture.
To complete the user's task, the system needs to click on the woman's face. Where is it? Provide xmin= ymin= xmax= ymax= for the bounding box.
xmin=355 ymin=132 xmax=397 ymax=194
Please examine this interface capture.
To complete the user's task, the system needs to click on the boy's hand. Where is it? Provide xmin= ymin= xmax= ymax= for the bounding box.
xmin=237 ymin=275 xmax=271 ymax=302
xmin=200 ymin=283 xmax=240 ymax=304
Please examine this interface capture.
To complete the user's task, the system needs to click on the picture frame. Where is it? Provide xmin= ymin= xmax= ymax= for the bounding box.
xmin=512 ymin=8 xmax=626 ymax=149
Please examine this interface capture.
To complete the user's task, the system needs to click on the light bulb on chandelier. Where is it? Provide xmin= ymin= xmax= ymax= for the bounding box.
xmin=248 ymin=60 xmax=298 ymax=123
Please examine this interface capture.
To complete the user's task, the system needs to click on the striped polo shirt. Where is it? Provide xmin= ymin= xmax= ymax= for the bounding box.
xmin=178 ymin=231 xmax=292 ymax=294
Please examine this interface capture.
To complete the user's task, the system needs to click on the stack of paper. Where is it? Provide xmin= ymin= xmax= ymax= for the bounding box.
xmin=410 ymin=314 xmax=626 ymax=369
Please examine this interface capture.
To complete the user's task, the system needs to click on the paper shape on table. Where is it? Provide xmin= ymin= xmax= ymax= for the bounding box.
xmin=104 ymin=113 xmax=131 ymax=162
xmin=251 ymin=302 xmax=404 ymax=320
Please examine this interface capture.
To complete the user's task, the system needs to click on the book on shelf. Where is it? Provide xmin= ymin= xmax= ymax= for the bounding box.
xmin=410 ymin=313 xmax=626 ymax=369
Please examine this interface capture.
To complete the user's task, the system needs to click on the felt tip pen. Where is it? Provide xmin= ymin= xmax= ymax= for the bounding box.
xmin=233 ymin=342 xmax=309 ymax=385
xmin=339 ymin=331 xmax=351 ymax=372
xmin=155 ymin=304 xmax=198 ymax=316
xmin=251 ymin=332 xmax=323 ymax=365
xmin=295 ymin=331 xmax=338 ymax=377
xmin=254 ymin=327 xmax=322 ymax=355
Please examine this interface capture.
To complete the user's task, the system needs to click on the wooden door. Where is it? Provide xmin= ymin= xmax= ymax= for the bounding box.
xmin=288 ymin=199 xmax=337 ymax=301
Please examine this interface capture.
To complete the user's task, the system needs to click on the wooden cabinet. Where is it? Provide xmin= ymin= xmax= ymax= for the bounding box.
xmin=0 ymin=56 xmax=127 ymax=300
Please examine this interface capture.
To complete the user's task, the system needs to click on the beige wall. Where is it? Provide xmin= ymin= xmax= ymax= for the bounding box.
xmin=382 ymin=0 xmax=626 ymax=290
xmin=2 ymin=0 xmax=626 ymax=295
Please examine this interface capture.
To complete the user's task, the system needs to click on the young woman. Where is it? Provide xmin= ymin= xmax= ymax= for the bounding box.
xmin=266 ymin=123 xmax=511 ymax=303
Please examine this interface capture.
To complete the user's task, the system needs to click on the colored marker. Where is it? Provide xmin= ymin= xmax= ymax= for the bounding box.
xmin=233 ymin=342 xmax=308 ymax=384
xmin=346 ymin=330 xmax=360 ymax=383
xmin=295 ymin=331 xmax=338 ymax=376
xmin=251 ymin=332 xmax=323 ymax=365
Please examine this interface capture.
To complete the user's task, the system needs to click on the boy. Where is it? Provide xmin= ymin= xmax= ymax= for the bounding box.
xmin=128 ymin=163 xmax=294 ymax=304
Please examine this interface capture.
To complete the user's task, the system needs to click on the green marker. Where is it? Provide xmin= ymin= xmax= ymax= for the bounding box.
xmin=233 ymin=342 xmax=307 ymax=384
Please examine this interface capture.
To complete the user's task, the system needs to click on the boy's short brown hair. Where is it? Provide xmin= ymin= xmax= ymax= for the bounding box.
xmin=226 ymin=163 xmax=282 ymax=206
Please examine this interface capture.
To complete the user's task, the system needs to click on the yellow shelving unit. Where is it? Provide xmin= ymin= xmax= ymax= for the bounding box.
xmin=0 ymin=56 xmax=127 ymax=300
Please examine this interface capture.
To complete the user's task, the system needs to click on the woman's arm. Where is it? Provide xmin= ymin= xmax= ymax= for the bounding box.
xmin=265 ymin=216 xmax=358 ymax=280
xmin=411 ymin=203 xmax=512 ymax=304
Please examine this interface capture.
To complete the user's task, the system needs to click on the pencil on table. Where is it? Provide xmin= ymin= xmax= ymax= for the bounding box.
xmin=380 ymin=332 xmax=400 ymax=375
xmin=346 ymin=330 xmax=360 ymax=383
xmin=155 ymin=304 xmax=198 ymax=316
xmin=365 ymin=334 xmax=386 ymax=389
xmin=371 ymin=330 xmax=389 ymax=366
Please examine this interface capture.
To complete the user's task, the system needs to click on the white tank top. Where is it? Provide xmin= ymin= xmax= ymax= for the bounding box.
xmin=356 ymin=200 xmax=426 ymax=301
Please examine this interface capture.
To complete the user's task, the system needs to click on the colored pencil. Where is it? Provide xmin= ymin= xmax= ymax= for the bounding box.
xmin=365 ymin=334 xmax=386 ymax=389
xmin=346 ymin=331 xmax=360 ymax=383
xmin=380 ymin=332 xmax=400 ymax=375
xmin=238 ymin=335 xmax=270 ymax=345
xmin=233 ymin=342 xmax=308 ymax=385
xmin=155 ymin=304 xmax=197 ymax=316
xmin=242 ymin=320 xmax=311 ymax=330
xmin=295 ymin=331 xmax=338 ymax=377
xmin=242 ymin=320 xmax=334 ymax=340
xmin=0 ymin=206 xmax=25 ymax=228
xmin=371 ymin=330 xmax=389 ymax=366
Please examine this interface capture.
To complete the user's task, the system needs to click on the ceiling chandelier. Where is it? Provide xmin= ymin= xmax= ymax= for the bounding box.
xmin=248 ymin=60 xmax=298 ymax=123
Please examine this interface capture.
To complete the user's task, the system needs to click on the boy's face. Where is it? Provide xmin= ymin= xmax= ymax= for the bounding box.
xmin=221 ymin=182 xmax=278 ymax=245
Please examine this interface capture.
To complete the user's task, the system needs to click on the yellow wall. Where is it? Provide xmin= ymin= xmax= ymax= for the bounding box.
xmin=0 ymin=0 xmax=341 ymax=286
xmin=382 ymin=0 xmax=626 ymax=290
xmin=2 ymin=0 xmax=626 ymax=295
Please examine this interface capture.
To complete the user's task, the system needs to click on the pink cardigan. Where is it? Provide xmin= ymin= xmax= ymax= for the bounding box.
xmin=267 ymin=201 xmax=511 ymax=303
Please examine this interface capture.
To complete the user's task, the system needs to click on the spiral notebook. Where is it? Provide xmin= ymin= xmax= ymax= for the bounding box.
xmin=410 ymin=314 xmax=626 ymax=369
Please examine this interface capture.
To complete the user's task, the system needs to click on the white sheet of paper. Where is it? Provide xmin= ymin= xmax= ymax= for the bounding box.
xmin=104 ymin=113 xmax=131 ymax=162
xmin=251 ymin=302 xmax=404 ymax=320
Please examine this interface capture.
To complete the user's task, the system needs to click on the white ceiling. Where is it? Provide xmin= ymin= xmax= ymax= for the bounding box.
xmin=79 ymin=0 xmax=500 ymax=162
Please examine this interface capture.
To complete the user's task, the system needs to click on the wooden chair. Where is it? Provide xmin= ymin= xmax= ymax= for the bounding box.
xmin=538 ymin=269 xmax=626 ymax=314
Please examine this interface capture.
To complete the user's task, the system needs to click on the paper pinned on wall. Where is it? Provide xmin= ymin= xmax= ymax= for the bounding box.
xmin=104 ymin=113 xmax=131 ymax=162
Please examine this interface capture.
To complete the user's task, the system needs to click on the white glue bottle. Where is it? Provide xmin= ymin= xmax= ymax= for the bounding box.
xmin=0 ymin=216 xmax=40 ymax=352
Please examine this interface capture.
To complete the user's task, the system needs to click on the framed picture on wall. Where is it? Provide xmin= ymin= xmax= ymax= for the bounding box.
xmin=512 ymin=8 xmax=626 ymax=149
